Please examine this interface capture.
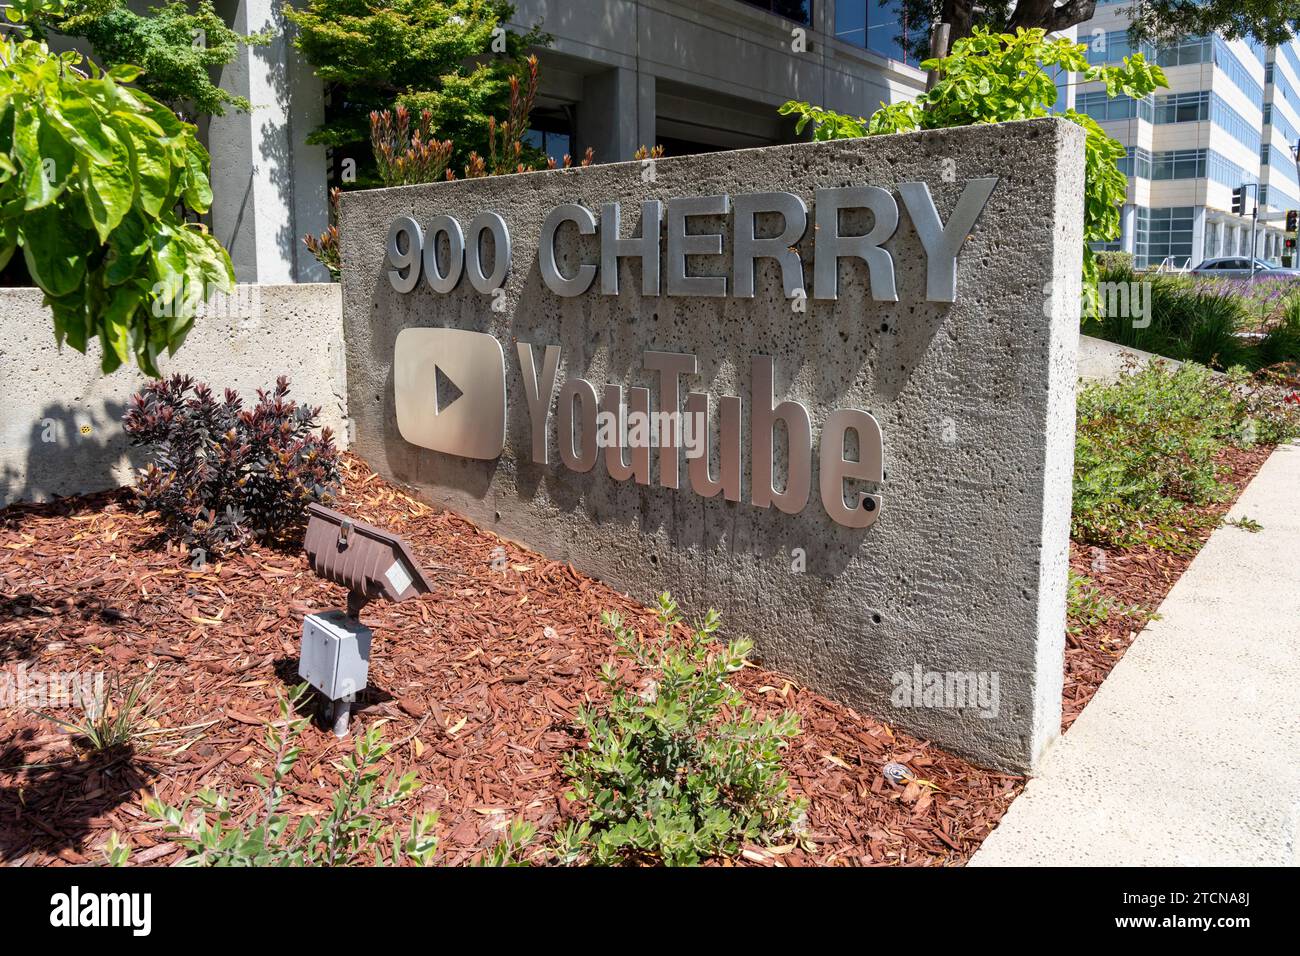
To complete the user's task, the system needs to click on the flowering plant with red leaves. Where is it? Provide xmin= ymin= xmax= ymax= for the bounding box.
xmin=124 ymin=375 xmax=341 ymax=557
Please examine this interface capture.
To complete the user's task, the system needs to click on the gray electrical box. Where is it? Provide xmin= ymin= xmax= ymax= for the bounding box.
xmin=298 ymin=611 xmax=372 ymax=701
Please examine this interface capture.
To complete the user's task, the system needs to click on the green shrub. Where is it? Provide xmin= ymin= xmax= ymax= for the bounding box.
xmin=1094 ymin=250 xmax=1134 ymax=274
xmin=145 ymin=685 xmax=439 ymax=866
xmin=1071 ymin=361 xmax=1297 ymax=551
xmin=40 ymin=0 xmax=271 ymax=117
xmin=1255 ymin=299 xmax=1300 ymax=369
xmin=0 ymin=6 xmax=235 ymax=375
xmin=1086 ymin=264 xmax=1253 ymax=369
xmin=558 ymin=594 xmax=805 ymax=866
xmin=1227 ymin=366 xmax=1300 ymax=446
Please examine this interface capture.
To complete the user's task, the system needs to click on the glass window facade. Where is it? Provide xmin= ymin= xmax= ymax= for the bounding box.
xmin=1117 ymin=146 xmax=1153 ymax=180
xmin=1077 ymin=90 xmax=1155 ymax=122
xmin=735 ymin=0 xmax=812 ymax=25
xmin=1152 ymin=148 xmax=1206 ymax=180
xmin=1212 ymin=95 xmax=1262 ymax=151
xmin=1263 ymin=102 xmax=1300 ymax=146
xmin=1281 ymin=43 xmax=1300 ymax=82
xmin=1147 ymin=149 xmax=1257 ymax=186
xmin=1155 ymin=90 xmax=1208 ymax=124
xmin=1084 ymin=29 xmax=1155 ymax=66
xmin=833 ymin=0 xmax=914 ymax=64
xmin=1265 ymin=145 xmax=1300 ymax=187
xmin=1151 ymin=37 xmax=1263 ymax=106
xmin=1135 ymin=207 xmax=1195 ymax=268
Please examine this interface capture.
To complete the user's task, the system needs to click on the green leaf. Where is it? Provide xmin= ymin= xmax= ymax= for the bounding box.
xmin=82 ymin=132 xmax=135 ymax=240
xmin=19 ymin=204 xmax=86 ymax=296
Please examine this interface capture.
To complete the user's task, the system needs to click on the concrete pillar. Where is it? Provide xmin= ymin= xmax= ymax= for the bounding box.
xmin=1191 ymin=206 xmax=1206 ymax=266
xmin=208 ymin=0 xmax=330 ymax=283
xmin=637 ymin=72 xmax=656 ymax=153
xmin=577 ymin=67 xmax=654 ymax=164
xmin=1121 ymin=205 xmax=1136 ymax=254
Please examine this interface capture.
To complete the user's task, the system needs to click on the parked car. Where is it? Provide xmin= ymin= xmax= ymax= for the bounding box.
xmin=1187 ymin=257 xmax=1300 ymax=278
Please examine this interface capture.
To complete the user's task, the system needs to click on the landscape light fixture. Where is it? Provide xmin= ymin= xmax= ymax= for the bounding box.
xmin=299 ymin=503 xmax=433 ymax=736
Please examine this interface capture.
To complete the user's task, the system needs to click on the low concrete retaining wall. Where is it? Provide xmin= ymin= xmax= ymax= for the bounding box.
xmin=1077 ymin=334 xmax=1178 ymax=384
xmin=0 ymin=284 xmax=347 ymax=507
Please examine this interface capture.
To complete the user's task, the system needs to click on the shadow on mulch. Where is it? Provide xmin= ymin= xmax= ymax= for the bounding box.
xmin=0 ymin=735 xmax=152 ymax=864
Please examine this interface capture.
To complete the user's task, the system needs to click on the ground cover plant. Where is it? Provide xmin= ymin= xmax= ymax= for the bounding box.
xmin=123 ymin=374 xmax=341 ymax=556
xmin=1071 ymin=361 xmax=1300 ymax=552
xmin=557 ymin=594 xmax=805 ymax=866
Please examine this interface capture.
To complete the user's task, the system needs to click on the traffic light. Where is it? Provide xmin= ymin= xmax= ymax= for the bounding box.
xmin=1232 ymin=185 xmax=1248 ymax=215
xmin=1287 ymin=237 xmax=1297 ymax=250
xmin=1288 ymin=210 xmax=1298 ymax=232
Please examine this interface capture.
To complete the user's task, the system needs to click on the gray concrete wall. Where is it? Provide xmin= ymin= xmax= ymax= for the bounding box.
xmin=338 ymin=118 xmax=1087 ymax=772
xmin=0 ymin=284 xmax=347 ymax=507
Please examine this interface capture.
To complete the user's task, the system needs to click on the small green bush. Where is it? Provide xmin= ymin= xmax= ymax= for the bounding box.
xmin=1088 ymin=261 xmax=1300 ymax=371
xmin=145 ymin=685 xmax=438 ymax=866
xmin=1072 ymin=361 xmax=1297 ymax=551
xmin=1094 ymin=251 xmax=1134 ymax=274
xmin=558 ymin=594 xmax=805 ymax=866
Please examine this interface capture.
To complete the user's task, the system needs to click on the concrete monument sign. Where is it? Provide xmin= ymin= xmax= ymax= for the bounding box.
xmin=339 ymin=117 xmax=1086 ymax=772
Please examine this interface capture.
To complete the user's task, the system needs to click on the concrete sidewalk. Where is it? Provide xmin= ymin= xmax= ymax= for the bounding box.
xmin=972 ymin=444 xmax=1300 ymax=866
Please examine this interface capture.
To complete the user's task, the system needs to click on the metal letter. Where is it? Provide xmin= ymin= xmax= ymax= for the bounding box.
xmin=540 ymin=203 xmax=597 ymax=296
xmin=557 ymin=378 xmax=599 ymax=472
xmin=602 ymin=384 xmax=652 ymax=484
xmin=386 ymin=216 xmax=422 ymax=293
xmin=643 ymin=350 xmax=697 ymax=489
xmin=667 ymin=194 xmax=730 ymax=297
xmin=750 ymin=356 xmax=811 ymax=514
xmin=819 ymin=408 xmax=883 ymax=528
xmin=422 ymin=214 xmax=464 ymax=294
xmin=733 ymin=192 xmax=808 ymax=298
xmin=685 ymin=391 xmax=743 ymax=502
xmin=464 ymin=211 xmax=512 ymax=293
xmin=517 ymin=342 xmax=562 ymax=464
xmin=812 ymin=187 xmax=898 ymax=301
xmin=897 ymin=178 xmax=998 ymax=302
xmin=600 ymin=201 xmax=662 ymax=295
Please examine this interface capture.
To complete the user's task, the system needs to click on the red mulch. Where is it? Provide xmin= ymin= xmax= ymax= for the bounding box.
xmin=1 ymin=454 xmax=1024 ymax=868
xmin=1062 ymin=443 xmax=1273 ymax=730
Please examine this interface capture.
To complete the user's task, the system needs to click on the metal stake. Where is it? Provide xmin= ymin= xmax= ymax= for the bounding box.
xmin=329 ymin=695 xmax=353 ymax=738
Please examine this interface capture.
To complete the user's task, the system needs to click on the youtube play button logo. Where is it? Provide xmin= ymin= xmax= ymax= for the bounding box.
xmin=393 ymin=328 xmax=506 ymax=460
